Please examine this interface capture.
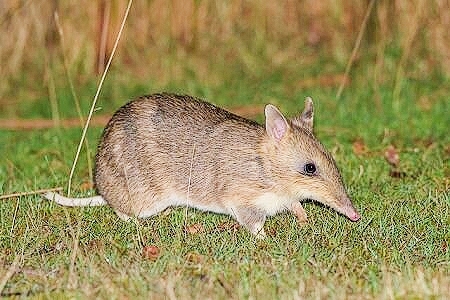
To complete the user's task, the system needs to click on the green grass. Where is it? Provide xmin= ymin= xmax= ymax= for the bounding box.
xmin=0 ymin=63 xmax=449 ymax=299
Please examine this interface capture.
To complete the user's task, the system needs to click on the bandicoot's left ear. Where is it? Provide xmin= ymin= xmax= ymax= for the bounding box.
xmin=292 ymin=97 xmax=314 ymax=131
xmin=265 ymin=104 xmax=289 ymax=142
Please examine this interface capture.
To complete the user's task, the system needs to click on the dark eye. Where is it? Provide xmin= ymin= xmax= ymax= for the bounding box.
xmin=304 ymin=163 xmax=316 ymax=175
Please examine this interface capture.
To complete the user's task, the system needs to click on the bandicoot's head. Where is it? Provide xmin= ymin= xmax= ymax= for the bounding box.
xmin=263 ymin=97 xmax=360 ymax=222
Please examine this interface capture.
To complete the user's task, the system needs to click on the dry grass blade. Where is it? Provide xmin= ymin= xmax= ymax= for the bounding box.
xmin=66 ymin=218 xmax=82 ymax=289
xmin=0 ymin=187 xmax=63 ymax=200
xmin=67 ymin=0 xmax=133 ymax=196
xmin=336 ymin=0 xmax=376 ymax=99
xmin=184 ymin=144 xmax=196 ymax=238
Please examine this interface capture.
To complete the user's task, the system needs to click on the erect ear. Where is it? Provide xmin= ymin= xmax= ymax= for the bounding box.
xmin=292 ymin=97 xmax=314 ymax=131
xmin=264 ymin=104 xmax=289 ymax=141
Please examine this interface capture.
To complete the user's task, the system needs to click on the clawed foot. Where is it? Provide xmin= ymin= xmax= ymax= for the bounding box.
xmin=291 ymin=202 xmax=308 ymax=225
xmin=232 ymin=206 xmax=267 ymax=239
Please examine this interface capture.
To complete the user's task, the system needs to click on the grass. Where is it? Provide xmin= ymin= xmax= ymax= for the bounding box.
xmin=1 ymin=1 xmax=449 ymax=298
xmin=0 ymin=60 xmax=449 ymax=298
xmin=0 ymin=2 xmax=449 ymax=296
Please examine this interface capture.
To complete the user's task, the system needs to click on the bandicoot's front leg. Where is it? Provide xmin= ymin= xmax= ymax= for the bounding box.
xmin=291 ymin=201 xmax=308 ymax=223
xmin=232 ymin=206 xmax=267 ymax=239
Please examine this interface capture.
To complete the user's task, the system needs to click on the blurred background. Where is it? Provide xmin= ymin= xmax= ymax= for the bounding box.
xmin=0 ymin=0 xmax=449 ymax=122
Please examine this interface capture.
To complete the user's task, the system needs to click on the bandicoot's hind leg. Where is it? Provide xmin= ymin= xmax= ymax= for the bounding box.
xmin=232 ymin=206 xmax=267 ymax=239
xmin=114 ymin=210 xmax=132 ymax=221
xmin=113 ymin=194 xmax=177 ymax=222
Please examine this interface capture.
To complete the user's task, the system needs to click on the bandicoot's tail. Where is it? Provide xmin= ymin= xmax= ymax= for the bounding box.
xmin=43 ymin=192 xmax=107 ymax=207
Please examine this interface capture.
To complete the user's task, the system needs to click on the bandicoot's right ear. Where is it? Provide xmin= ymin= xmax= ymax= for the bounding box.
xmin=292 ymin=97 xmax=314 ymax=131
xmin=265 ymin=104 xmax=289 ymax=141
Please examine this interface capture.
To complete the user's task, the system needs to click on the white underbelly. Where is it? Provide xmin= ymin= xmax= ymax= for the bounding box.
xmin=252 ymin=192 xmax=293 ymax=216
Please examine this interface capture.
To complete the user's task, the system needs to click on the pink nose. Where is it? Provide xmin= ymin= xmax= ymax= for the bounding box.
xmin=349 ymin=211 xmax=361 ymax=222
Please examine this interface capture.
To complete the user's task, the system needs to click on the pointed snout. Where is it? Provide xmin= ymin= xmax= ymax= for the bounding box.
xmin=339 ymin=197 xmax=361 ymax=222
xmin=347 ymin=209 xmax=361 ymax=222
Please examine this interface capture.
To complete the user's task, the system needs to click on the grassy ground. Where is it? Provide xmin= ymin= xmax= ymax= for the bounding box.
xmin=0 ymin=60 xmax=449 ymax=299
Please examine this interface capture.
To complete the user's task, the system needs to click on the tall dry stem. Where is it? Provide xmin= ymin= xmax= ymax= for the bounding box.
xmin=392 ymin=0 xmax=426 ymax=111
xmin=67 ymin=0 xmax=133 ymax=196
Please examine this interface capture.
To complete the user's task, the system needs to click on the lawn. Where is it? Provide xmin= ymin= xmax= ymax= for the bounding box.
xmin=0 ymin=1 xmax=449 ymax=297
xmin=0 ymin=65 xmax=448 ymax=298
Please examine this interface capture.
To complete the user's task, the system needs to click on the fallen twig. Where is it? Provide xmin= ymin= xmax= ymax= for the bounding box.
xmin=0 ymin=115 xmax=110 ymax=130
xmin=0 ymin=187 xmax=63 ymax=200
xmin=0 ymin=105 xmax=263 ymax=131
